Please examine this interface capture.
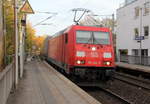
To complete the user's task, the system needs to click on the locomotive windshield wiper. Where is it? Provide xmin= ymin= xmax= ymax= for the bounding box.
xmin=93 ymin=36 xmax=102 ymax=45
xmin=86 ymin=32 xmax=102 ymax=44
xmin=86 ymin=37 xmax=92 ymax=44
xmin=93 ymin=35 xmax=103 ymax=46
xmin=93 ymin=38 xmax=100 ymax=44
xmin=86 ymin=33 xmax=93 ymax=44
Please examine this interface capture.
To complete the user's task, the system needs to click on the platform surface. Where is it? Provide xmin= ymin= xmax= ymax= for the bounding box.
xmin=7 ymin=61 xmax=101 ymax=104
xmin=116 ymin=62 xmax=150 ymax=73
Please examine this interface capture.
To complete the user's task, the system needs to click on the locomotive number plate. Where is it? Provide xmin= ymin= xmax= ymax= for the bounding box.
xmin=90 ymin=52 xmax=98 ymax=57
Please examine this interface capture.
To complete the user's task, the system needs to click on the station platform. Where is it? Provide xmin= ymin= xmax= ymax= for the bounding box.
xmin=6 ymin=61 xmax=101 ymax=104
xmin=116 ymin=62 xmax=150 ymax=74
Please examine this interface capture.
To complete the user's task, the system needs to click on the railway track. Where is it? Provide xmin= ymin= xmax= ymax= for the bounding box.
xmin=114 ymin=72 xmax=150 ymax=91
xmin=82 ymin=86 xmax=132 ymax=104
xmin=78 ymin=71 xmax=150 ymax=104
xmin=98 ymin=87 xmax=131 ymax=104
xmin=47 ymin=59 xmax=150 ymax=104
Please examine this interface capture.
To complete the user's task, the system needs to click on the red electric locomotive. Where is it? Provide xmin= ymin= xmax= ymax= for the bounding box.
xmin=47 ymin=25 xmax=115 ymax=80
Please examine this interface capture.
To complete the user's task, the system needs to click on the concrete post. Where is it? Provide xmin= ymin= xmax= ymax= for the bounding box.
xmin=14 ymin=0 xmax=19 ymax=88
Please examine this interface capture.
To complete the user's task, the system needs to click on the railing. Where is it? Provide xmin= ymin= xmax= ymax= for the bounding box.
xmin=120 ymin=55 xmax=150 ymax=66
xmin=0 ymin=63 xmax=14 ymax=104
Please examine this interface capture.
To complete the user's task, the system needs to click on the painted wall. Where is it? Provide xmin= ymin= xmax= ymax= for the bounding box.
xmin=117 ymin=0 xmax=150 ymax=56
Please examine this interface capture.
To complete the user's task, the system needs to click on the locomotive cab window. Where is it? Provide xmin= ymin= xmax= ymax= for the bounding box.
xmin=76 ymin=31 xmax=91 ymax=44
xmin=93 ymin=32 xmax=110 ymax=44
xmin=76 ymin=31 xmax=110 ymax=45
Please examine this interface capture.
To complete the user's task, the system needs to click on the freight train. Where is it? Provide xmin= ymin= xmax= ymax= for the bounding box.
xmin=45 ymin=25 xmax=115 ymax=81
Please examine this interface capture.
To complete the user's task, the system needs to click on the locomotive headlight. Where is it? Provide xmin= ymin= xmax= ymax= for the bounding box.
xmin=104 ymin=61 xmax=111 ymax=66
xmin=92 ymin=47 xmax=96 ymax=51
xmin=77 ymin=60 xmax=81 ymax=64
xmin=103 ymin=52 xmax=112 ymax=58
xmin=106 ymin=62 xmax=111 ymax=66
xmin=76 ymin=51 xmax=85 ymax=57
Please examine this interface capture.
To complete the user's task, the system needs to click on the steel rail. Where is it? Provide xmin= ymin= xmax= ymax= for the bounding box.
xmin=98 ymin=87 xmax=131 ymax=104
xmin=114 ymin=72 xmax=150 ymax=91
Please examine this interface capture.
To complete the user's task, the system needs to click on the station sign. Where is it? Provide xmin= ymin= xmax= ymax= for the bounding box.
xmin=135 ymin=36 xmax=144 ymax=41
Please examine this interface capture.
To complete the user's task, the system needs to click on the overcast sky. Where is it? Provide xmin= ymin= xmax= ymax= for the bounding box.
xmin=28 ymin=0 xmax=124 ymax=36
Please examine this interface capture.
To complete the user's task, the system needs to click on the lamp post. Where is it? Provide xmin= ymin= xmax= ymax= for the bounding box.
xmin=19 ymin=0 xmax=34 ymax=78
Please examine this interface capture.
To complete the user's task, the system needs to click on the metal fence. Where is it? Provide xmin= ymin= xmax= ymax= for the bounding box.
xmin=120 ymin=55 xmax=150 ymax=66
xmin=0 ymin=63 xmax=14 ymax=104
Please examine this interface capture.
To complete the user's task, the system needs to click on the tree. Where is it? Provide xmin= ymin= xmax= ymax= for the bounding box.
xmin=3 ymin=0 xmax=15 ymax=65
xmin=79 ymin=15 xmax=101 ymax=26
xmin=25 ymin=23 xmax=46 ymax=55
xmin=0 ymin=0 xmax=4 ymax=71
xmin=25 ymin=23 xmax=36 ymax=54
xmin=2 ymin=0 xmax=25 ymax=66
xmin=33 ymin=35 xmax=46 ymax=55
xmin=79 ymin=14 xmax=116 ymax=29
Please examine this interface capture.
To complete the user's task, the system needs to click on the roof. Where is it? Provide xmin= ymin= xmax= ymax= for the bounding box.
xmin=50 ymin=25 xmax=110 ymax=39
xmin=118 ymin=0 xmax=138 ymax=10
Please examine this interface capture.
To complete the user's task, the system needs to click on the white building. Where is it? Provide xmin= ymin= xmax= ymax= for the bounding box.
xmin=117 ymin=0 xmax=150 ymax=59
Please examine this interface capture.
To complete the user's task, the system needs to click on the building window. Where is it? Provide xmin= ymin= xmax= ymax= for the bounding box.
xmin=135 ymin=7 xmax=140 ymax=18
xmin=132 ymin=49 xmax=148 ymax=56
xmin=144 ymin=26 xmax=149 ymax=38
xmin=144 ymin=2 xmax=150 ymax=15
xmin=119 ymin=49 xmax=128 ymax=55
xmin=134 ymin=28 xmax=139 ymax=37
xmin=132 ymin=49 xmax=139 ymax=56
xmin=142 ymin=49 xmax=148 ymax=56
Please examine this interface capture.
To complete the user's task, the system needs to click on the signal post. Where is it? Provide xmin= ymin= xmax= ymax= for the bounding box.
xmin=14 ymin=0 xmax=34 ymax=88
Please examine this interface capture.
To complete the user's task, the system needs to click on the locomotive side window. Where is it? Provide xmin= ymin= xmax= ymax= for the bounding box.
xmin=76 ymin=31 xmax=110 ymax=45
xmin=65 ymin=33 xmax=68 ymax=44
